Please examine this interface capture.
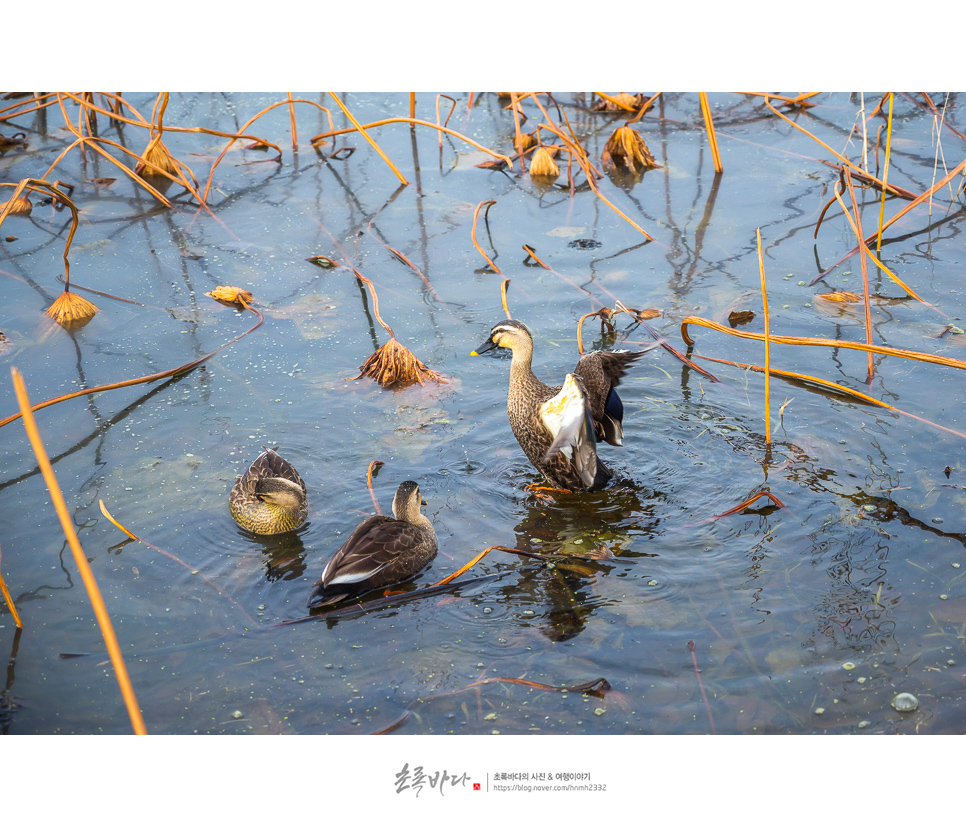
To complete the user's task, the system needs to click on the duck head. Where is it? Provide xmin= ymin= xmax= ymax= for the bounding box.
xmin=392 ymin=480 xmax=428 ymax=521
xmin=471 ymin=319 xmax=533 ymax=355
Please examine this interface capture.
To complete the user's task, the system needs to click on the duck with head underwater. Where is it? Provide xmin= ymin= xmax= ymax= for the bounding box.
xmin=230 ymin=446 xmax=308 ymax=534
xmin=472 ymin=319 xmax=650 ymax=491
xmin=307 ymin=480 xmax=438 ymax=608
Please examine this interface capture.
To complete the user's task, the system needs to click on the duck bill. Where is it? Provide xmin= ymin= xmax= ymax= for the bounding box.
xmin=471 ymin=337 xmax=498 ymax=356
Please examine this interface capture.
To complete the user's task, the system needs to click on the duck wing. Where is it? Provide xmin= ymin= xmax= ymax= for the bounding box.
xmin=572 ymin=350 xmax=645 ymax=447
xmin=539 ymin=373 xmax=598 ymax=489
xmin=250 ymin=447 xmax=306 ymax=490
xmin=315 ymin=515 xmax=435 ymax=594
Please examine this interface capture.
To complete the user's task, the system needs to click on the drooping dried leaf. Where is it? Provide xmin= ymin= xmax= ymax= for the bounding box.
xmin=306 ymin=255 xmax=338 ymax=269
xmin=592 ymin=93 xmax=645 ymax=112
xmin=516 ymin=131 xmax=537 ymax=153
xmin=602 ymin=125 xmax=658 ymax=176
xmin=134 ymin=137 xmax=180 ymax=178
xmin=45 ymin=291 xmax=98 ymax=326
xmin=728 ymin=310 xmax=756 ymax=327
xmin=349 ymin=337 xmax=447 ymax=388
xmin=475 ymin=158 xmax=510 ymax=170
xmin=205 ymin=285 xmax=254 ymax=307
xmin=0 ymin=194 xmax=31 ymax=215
xmin=529 ymin=147 xmax=559 ymax=183
xmin=817 ymin=290 xmax=862 ymax=304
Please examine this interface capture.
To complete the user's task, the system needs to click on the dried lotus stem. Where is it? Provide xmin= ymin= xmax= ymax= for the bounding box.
xmin=348 ymin=272 xmax=447 ymax=388
xmin=699 ymin=93 xmax=723 ymax=173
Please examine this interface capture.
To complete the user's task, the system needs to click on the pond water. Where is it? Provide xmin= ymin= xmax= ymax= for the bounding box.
xmin=2 ymin=92 xmax=966 ymax=738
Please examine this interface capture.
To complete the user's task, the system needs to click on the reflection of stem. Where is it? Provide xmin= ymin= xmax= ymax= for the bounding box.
xmin=0 ymin=299 xmax=264 ymax=430
xmin=472 ymin=200 xmax=501 ymax=273
xmin=688 ymin=639 xmax=716 ymax=734
xmin=12 ymin=369 xmax=147 ymax=735
xmin=99 ymin=501 xmax=257 ymax=627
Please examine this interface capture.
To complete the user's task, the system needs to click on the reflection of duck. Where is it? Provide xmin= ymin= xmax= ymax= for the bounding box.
xmin=473 ymin=319 xmax=645 ymax=491
xmin=307 ymin=481 xmax=437 ymax=608
xmin=235 ymin=526 xmax=309 ymax=581
xmin=229 ymin=447 xmax=308 ymax=535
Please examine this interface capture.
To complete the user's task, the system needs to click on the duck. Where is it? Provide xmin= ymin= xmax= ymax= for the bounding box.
xmin=307 ymin=480 xmax=437 ymax=608
xmin=229 ymin=447 xmax=308 ymax=535
xmin=472 ymin=319 xmax=646 ymax=491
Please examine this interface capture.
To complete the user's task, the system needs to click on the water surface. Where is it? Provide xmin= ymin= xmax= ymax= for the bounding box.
xmin=2 ymin=92 xmax=965 ymax=735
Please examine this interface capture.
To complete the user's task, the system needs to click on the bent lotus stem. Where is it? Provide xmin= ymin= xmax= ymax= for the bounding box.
xmin=12 ymin=368 xmax=147 ymax=735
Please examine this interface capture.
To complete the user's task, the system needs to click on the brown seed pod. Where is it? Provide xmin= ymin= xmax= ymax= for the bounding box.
xmin=602 ymin=125 xmax=658 ymax=176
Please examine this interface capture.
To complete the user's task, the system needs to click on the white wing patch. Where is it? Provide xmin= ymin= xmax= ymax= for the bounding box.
xmin=323 ymin=559 xmax=389 ymax=587
xmin=540 ymin=374 xmax=597 ymax=487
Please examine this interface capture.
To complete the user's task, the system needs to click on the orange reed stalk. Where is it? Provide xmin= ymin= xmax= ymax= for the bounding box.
xmin=877 ymin=93 xmax=894 ymax=252
xmin=501 ymin=278 xmax=512 ymax=318
xmin=310 ymin=116 xmax=513 ymax=169
xmin=11 ymin=368 xmax=147 ymax=734
xmin=431 ymin=546 xmax=541 ymax=586
xmin=509 ymin=93 xmax=527 ymax=173
xmin=328 ymin=92 xmax=408 ymax=185
xmin=680 ymin=316 xmax=966 ymax=373
xmin=756 ymin=228 xmax=771 ymax=443
xmin=830 ymin=179 xmax=927 ymax=304
xmin=287 ymin=92 xmax=298 ymax=150
xmin=0 ymin=543 xmax=23 ymax=628
xmin=842 ymin=171 xmax=876 ymax=380
xmin=693 ymin=352 xmax=966 ymax=442
xmin=367 ymin=460 xmax=384 ymax=515
xmin=699 ymin=93 xmax=723 ymax=173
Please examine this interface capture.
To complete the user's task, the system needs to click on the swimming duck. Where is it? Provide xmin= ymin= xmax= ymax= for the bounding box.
xmin=229 ymin=447 xmax=308 ymax=535
xmin=307 ymin=480 xmax=437 ymax=608
xmin=472 ymin=319 xmax=645 ymax=491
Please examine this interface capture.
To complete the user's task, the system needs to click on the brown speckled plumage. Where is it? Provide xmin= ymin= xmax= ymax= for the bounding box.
xmin=474 ymin=319 xmax=645 ymax=491
xmin=229 ymin=447 xmax=308 ymax=535
xmin=307 ymin=480 xmax=437 ymax=608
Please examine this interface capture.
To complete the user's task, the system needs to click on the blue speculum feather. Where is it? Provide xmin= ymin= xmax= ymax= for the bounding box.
xmin=605 ymin=388 xmax=623 ymax=424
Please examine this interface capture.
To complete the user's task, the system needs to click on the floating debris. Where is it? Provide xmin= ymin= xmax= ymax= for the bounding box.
xmin=206 ymin=285 xmax=254 ymax=307
xmin=892 ymin=692 xmax=919 ymax=712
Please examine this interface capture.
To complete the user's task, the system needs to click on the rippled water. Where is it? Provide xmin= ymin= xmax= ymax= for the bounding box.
xmin=2 ymin=92 xmax=966 ymax=737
